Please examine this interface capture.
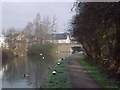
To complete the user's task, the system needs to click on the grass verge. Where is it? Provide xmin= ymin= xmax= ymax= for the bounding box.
xmin=41 ymin=56 xmax=72 ymax=88
xmin=79 ymin=53 xmax=120 ymax=89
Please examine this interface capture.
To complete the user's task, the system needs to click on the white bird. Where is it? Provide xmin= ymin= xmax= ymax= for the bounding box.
xmin=52 ymin=70 xmax=56 ymax=75
xmin=57 ymin=62 xmax=60 ymax=65
xmin=42 ymin=57 xmax=45 ymax=59
xmin=40 ymin=53 xmax=42 ymax=56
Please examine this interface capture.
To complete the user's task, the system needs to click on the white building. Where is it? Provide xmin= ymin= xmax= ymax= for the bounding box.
xmin=0 ymin=34 xmax=8 ymax=48
xmin=50 ymin=33 xmax=71 ymax=44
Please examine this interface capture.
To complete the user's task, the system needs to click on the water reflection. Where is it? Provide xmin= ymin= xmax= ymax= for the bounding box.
xmin=2 ymin=52 xmax=70 ymax=88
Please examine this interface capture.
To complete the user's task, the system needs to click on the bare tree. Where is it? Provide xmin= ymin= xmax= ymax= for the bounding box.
xmin=24 ymin=22 xmax=34 ymax=39
xmin=51 ymin=16 xmax=57 ymax=34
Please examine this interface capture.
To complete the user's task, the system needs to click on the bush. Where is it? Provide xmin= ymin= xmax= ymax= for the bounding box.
xmin=27 ymin=42 xmax=57 ymax=56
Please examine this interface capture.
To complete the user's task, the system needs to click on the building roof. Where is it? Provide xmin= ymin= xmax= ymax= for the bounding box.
xmin=50 ymin=33 xmax=68 ymax=40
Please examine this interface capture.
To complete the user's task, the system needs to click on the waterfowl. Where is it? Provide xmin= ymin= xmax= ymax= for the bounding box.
xmin=40 ymin=53 xmax=42 ymax=56
xmin=23 ymin=74 xmax=29 ymax=77
xmin=42 ymin=57 xmax=45 ymax=59
xmin=57 ymin=62 xmax=60 ymax=65
xmin=23 ymin=74 xmax=32 ymax=85
xmin=52 ymin=70 xmax=56 ymax=75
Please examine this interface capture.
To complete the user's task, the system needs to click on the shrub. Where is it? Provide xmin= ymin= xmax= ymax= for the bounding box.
xmin=27 ymin=42 xmax=56 ymax=56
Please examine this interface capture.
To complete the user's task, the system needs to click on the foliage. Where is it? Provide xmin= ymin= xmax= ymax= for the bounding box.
xmin=24 ymin=14 xmax=57 ymax=44
xmin=41 ymin=56 xmax=72 ymax=88
xmin=28 ymin=42 xmax=57 ymax=56
xmin=5 ymin=33 xmax=28 ymax=56
xmin=79 ymin=53 xmax=120 ymax=89
xmin=72 ymin=2 xmax=120 ymax=79
xmin=3 ymin=14 xmax=57 ymax=51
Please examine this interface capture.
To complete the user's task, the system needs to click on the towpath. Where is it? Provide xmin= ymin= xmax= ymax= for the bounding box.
xmin=67 ymin=53 xmax=101 ymax=88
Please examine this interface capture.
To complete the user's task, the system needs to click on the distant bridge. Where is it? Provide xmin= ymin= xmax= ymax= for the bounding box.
xmin=56 ymin=43 xmax=82 ymax=53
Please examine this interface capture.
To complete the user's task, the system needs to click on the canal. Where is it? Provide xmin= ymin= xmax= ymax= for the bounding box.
xmin=1 ymin=52 xmax=70 ymax=88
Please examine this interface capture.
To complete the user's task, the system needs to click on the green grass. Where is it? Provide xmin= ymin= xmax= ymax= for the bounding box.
xmin=41 ymin=56 xmax=72 ymax=88
xmin=79 ymin=54 xmax=120 ymax=89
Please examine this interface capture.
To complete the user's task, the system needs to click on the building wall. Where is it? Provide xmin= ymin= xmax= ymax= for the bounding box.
xmin=0 ymin=36 xmax=5 ymax=47
xmin=55 ymin=34 xmax=71 ymax=44
xmin=0 ymin=35 xmax=8 ymax=48
xmin=57 ymin=43 xmax=82 ymax=53
xmin=66 ymin=34 xmax=71 ymax=43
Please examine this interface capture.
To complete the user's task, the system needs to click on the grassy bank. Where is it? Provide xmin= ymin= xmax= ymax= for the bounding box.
xmin=79 ymin=53 xmax=120 ymax=89
xmin=41 ymin=56 xmax=72 ymax=88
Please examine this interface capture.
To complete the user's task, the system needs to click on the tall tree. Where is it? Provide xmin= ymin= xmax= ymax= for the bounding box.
xmin=72 ymin=2 xmax=120 ymax=78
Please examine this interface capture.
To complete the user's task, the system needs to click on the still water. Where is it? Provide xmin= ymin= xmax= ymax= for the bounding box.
xmin=2 ymin=52 xmax=70 ymax=88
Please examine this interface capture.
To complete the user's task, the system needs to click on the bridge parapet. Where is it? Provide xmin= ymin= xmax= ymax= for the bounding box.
xmin=56 ymin=43 xmax=82 ymax=53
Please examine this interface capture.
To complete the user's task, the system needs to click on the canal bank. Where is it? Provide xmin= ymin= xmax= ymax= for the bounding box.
xmin=41 ymin=53 xmax=101 ymax=88
xmin=41 ymin=56 xmax=72 ymax=88
xmin=41 ymin=54 xmax=100 ymax=88
xmin=41 ymin=53 xmax=120 ymax=89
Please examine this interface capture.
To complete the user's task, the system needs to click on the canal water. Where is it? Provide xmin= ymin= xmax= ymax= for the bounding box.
xmin=1 ymin=52 xmax=70 ymax=88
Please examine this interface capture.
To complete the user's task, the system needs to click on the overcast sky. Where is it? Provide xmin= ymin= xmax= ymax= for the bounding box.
xmin=2 ymin=2 xmax=75 ymax=33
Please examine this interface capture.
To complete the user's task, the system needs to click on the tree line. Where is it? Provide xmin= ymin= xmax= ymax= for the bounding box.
xmin=72 ymin=2 xmax=120 ymax=79
xmin=3 ymin=14 xmax=56 ymax=44
xmin=2 ymin=14 xmax=57 ymax=58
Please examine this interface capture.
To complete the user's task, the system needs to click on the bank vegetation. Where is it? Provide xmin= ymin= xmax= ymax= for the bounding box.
xmin=72 ymin=2 xmax=120 ymax=79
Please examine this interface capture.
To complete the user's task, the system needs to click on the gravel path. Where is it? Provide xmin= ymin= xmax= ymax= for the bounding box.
xmin=67 ymin=53 xmax=101 ymax=88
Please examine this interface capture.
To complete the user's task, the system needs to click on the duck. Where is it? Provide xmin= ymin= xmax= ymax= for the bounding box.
xmin=23 ymin=74 xmax=29 ymax=77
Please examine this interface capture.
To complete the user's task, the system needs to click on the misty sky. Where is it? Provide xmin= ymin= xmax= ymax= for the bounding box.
xmin=2 ymin=2 xmax=75 ymax=33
